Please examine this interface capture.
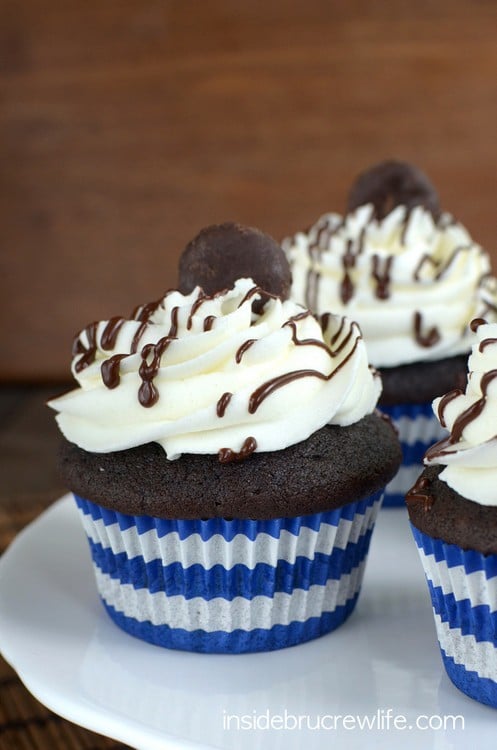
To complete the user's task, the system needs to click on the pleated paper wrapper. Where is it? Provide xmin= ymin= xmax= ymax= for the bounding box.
xmin=412 ymin=524 xmax=497 ymax=707
xmin=74 ymin=490 xmax=384 ymax=653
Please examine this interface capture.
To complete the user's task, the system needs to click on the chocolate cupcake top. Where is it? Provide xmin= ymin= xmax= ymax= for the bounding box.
xmin=283 ymin=161 xmax=497 ymax=369
xmin=421 ymin=319 xmax=497 ymax=507
xmin=48 ymin=276 xmax=381 ymax=461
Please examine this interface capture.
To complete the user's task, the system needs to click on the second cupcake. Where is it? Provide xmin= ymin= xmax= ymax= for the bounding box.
xmin=283 ymin=160 xmax=497 ymax=506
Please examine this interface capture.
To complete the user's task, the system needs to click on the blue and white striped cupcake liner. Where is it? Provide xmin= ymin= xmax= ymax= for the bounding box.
xmin=381 ymin=402 xmax=447 ymax=508
xmin=75 ymin=491 xmax=383 ymax=653
xmin=411 ymin=524 xmax=497 ymax=707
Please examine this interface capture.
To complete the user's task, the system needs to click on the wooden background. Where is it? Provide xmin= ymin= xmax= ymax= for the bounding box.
xmin=1 ymin=0 xmax=497 ymax=381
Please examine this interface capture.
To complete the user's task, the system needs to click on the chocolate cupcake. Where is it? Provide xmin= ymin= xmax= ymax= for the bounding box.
xmin=48 ymin=224 xmax=401 ymax=654
xmin=407 ymin=319 xmax=497 ymax=707
xmin=283 ymin=160 xmax=497 ymax=506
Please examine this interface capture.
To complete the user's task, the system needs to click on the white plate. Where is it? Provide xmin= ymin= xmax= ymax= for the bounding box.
xmin=0 ymin=496 xmax=495 ymax=750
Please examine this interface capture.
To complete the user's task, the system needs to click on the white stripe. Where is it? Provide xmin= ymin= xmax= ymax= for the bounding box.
xmin=78 ymin=500 xmax=380 ymax=570
xmin=94 ymin=560 xmax=367 ymax=632
xmin=393 ymin=413 xmax=447 ymax=447
xmin=434 ymin=613 xmax=497 ymax=682
xmin=385 ymin=464 xmax=422 ymax=496
xmin=417 ymin=546 xmax=497 ymax=612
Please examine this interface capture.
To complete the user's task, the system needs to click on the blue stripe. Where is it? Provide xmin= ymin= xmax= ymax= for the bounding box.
xmin=411 ymin=525 xmax=497 ymax=578
xmin=101 ymin=592 xmax=360 ymax=653
xmin=426 ymin=580 xmax=497 ymax=645
xmin=399 ymin=440 xmax=433 ymax=466
xmin=380 ymin=401 xmax=435 ymax=421
xmin=75 ymin=492 xmax=381 ymax=541
xmin=440 ymin=648 xmax=497 ymax=708
xmin=382 ymin=492 xmax=407 ymax=508
xmin=86 ymin=525 xmax=374 ymax=600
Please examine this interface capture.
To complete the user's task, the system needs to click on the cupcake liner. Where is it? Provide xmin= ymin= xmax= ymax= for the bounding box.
xmin=75 ymin=491 xmax=383 ymax=653
xmin=411 ymin=524 xmax=497 ymax=707
xmin=380 ymin=402 xmax=447 ymax=508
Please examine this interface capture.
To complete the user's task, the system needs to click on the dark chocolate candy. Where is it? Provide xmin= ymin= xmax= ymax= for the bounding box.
xmin=347 ymin=160 xmax=440 ymax=220
xmin=178 ymin=222 xmax=292 ymax=302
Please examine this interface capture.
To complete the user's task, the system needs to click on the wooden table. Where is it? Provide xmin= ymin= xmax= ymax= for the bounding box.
xmin=0 ymin=385 xmax=133 ymax=749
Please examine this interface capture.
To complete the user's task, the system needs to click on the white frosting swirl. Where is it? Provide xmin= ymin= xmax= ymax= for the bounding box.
xmin=425 ymin=322 xmax=497 ymax=505
xmin=49 ymin=278 xmax=381 ymax=459
xmin=283 ymin=204 xmax=497 ymax=368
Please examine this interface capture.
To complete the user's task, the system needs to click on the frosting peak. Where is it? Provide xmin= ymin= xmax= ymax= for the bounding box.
xmin=425 ymin=321 xmax=497 ymax=505
xmin=49 ymin=278 xmax=381 ymax=460
xmin=283 ymin=204 xmax=497 ymax=368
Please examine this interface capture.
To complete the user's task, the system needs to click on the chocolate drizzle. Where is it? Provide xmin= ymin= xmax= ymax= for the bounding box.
xmin=131 ymin=305 xmax=178 ymax=356
xmin=320 ymin=312 xmax=332 ymax=334
xmin=203 ymin=315 xmax=216 ymax=332
xmin=73 ymin=322 xmax=99 ymax=373
xmin=435 ymin=245 xmax=473 ymax=280
xmin=167 ymin=306 xmax=179 ymax=338
xmin=283 ymin=313 xmax=333 ymax=355
xmin=132 ymin=299 xmax=161 ymax=323
xmin=427 ymin=369 xmax=497 ymax=461
xmin=130 ymin=322 xmax=148 ymax=355
xmin=138 ymin=337 xmax=176 ymax=407
xmin=235 ymin=339 xmax=257 ymax=363
xmin=406 ymin=475 xmax=434 ymax=511
xmin=437 ymin=388 xmax=462 ymax=428
xmin=296 ymin=207 xmax=491 ymax=364
xmin=471 ymin=317 xmax=487 ymax=333
xmin=187 ymin=292 xmax=208 ymax=330
xmin=249 ymin=370 xmax=323 ymax=414
xmin=101 ymin=354 xmax=129 ymax=389
xmin=371 ymin=255 xmax=393 ymax=300
xmin=304 ymin=217 xmax=345 ymax=311
xmin=73 ymin=303 xmax=155 ymax=376
xmin=248 ymin=331 xmax=361 ymax=414
xmin=479 ymin=337 xmax=497 ymax=352
xmin=305 ymin=225 xmax=325 ymax=311
xmin=414 ymin=311 xmax=441 ymax=348
xmin=399 ymin=208 xmax=412 ymax=245
xmin=74 ymin=315 xmax=126 ymax=372
xmin=451 ymin=369 xmax=497 ymax=443
xmin=237 ymin=284 xmax=276 ymax=311
xmin=305 ymin=266 xmax=320 ymax=312
xmin=216 ymin=392 xmax=232 ymax=418
xmin=340 ymin=239 xmax=356 ymax=305
xmin=101 ymin=317 xmax=125 ymax=350
xmin=130 ymin=299 xmax=164 ymax=355
xmin=414 ymin=245 xmax=478 ymax=283
xmin=329 ymin=316 xmax=346 ymax=346
xmin=93 ymin=303 xmax=180 ymax=399
xmin=218 ymin=436 xmax=257 ymax=463
xmin=72 ymin=282 xmax=365 ymax=460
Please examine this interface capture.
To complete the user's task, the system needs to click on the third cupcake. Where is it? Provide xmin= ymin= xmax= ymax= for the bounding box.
xmin=407 ymin=318 xmax=497 ymax=707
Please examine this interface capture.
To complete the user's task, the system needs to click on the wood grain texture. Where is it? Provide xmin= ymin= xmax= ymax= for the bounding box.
xmin=1 ymin=0 xmax=497 ymax=379
xmin=0 ymin=385 xmax=130 ymax=749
